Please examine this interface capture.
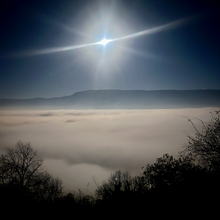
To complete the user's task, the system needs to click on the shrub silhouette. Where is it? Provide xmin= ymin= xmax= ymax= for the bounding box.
xmin=180 ymin=110 xmax=220 ymax=173
xmin=62 ymin=189 xmax=95 ymax=207
xmin=142 ymin=154 xmax=205 ymax=189
xmin=93 ymin=170 xmax=147 ymax=216
xmin=139 ymin=153 xmax=219 ymax=217
xmin=94 ymin=170 xmax=143 ymax=199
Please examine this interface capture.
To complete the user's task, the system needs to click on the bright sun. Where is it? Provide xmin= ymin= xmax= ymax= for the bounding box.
xmin=98 ymin=38 xmax=111 ymax=46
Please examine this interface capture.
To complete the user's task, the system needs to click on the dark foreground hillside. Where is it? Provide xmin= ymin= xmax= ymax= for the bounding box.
xmin=1 ymin=156 xmax=219 ymax=219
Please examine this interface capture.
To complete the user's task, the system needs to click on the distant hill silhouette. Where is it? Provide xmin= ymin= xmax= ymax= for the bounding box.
xmin=0 ymin=89 xmax=220 ymax=109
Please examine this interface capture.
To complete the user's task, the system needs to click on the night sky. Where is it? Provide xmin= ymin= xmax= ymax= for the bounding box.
xmin=0 ymin=0 xmax=220 ymax=99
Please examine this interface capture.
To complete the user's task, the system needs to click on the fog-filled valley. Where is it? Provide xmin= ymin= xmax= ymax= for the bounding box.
xmin=1 ymin=107 xmax=218 ymax=194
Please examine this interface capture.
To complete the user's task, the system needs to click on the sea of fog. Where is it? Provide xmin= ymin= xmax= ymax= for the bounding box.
xmin=0 ymin=108 xmax=218 ymax=195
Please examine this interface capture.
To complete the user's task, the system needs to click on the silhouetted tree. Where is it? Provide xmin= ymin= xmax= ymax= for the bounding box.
xmin=0 ymin=141 xmax=63 ymax=204
xmin=73 ymin=189 xmax=95 ymax=207
xmin=0 ymin=141 xmax=44 ymax=189
xmin=141 ymin=153 xmax=219 ymax=217
xmin=94 ymin=170 xmax=148 ymax=213
xmin=179 ymin=110 xmax=220 ymax=173
xmin=95 ymin=170 xmax=140 ymax=200
xmin=141 ymin=153 xmax=204 ymax=190
xmin=31 ymin=174 xmax=63 ymax=202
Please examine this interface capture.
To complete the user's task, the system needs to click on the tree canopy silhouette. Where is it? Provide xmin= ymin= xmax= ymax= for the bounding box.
xmin=95 ymin=170 xmax=142 ymax=200
xmin=0 ymin=141 xmax=63 ymax=203
xmin=0 ymin=141 xmax=43 ymax=187
xmin=141 ymin=153 xmax=209 ymax=198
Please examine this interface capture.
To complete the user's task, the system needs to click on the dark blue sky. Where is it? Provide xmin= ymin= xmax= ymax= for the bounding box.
xmin=0 ymin=0 xmax=220 ymax=98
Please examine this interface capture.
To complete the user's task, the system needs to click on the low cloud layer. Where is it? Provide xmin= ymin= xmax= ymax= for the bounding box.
xmin=0 ymin=108 xmax=218 ymax=194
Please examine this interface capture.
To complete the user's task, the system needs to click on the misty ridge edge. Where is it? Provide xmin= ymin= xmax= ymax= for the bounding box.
xmin=0 ymin=89 xmax=220 ymax=109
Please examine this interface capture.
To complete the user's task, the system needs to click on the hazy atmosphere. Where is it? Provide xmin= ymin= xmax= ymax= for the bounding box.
xmin=0 ymin=107 xmax=218 ymax=194
xmin=0 ymin=1 xmax=220 ymax=217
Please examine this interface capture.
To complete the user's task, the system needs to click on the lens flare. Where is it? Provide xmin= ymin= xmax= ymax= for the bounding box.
xmin=98 ymin=39 xmax=112 ymax=46
xmin=8 ymin=16 xmax=195 ymax=58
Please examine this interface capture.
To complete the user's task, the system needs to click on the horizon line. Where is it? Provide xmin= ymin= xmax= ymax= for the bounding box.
xmin=0 ymin=88 xmax=220 ymax=100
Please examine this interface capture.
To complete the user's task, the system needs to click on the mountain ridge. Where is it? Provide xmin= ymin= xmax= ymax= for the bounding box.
xmin=0 ymin=89 xmax=220 ymax=110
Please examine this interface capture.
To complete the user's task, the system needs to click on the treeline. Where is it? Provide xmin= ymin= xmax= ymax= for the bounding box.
xmin=0 ymin=111 xmax=219 ymax=218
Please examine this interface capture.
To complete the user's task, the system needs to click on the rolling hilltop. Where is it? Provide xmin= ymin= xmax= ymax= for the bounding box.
xmin=0 ymin=90 xmax=220 ymax=109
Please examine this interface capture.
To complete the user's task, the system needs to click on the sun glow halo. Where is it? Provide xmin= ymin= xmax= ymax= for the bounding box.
xmin=98 ymin=38 xmax=111 ymax=46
